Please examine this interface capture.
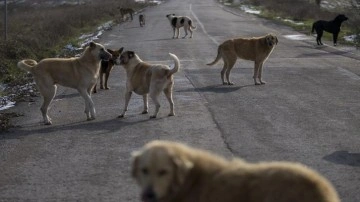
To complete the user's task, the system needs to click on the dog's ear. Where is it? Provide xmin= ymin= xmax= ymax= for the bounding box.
xmin=89 ymin=42 xmax=96 ymax=49
xmin=119 ymin=47 xmax=124 ymax=54
xmin=172 ymin=154 xmax=193 ymax=185
xmin=128 ymin=51 xmax=135 ymax=59
xmin=131 ymin=151 xmax=141 ymax=178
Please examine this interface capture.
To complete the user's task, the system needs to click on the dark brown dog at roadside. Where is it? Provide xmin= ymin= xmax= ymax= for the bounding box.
xmin=139 ymin=14 xmax=145 ymax=27
xmin=93 ymin=47 xmax=124 ymax=93
xmin=207 ymin=34 xmax=278 ymax=85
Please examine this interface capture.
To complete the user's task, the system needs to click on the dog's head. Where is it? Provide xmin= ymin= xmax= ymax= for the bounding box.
xmin=119 ymin=50 xmax=137 ymax=65
xmin=264 ymin=34 xmax=278 ymax=47
xmin=131 ymin=141 xmax=194 ymax=202
xmin=107 ymin=47 xmax=124 ymax=65
xmin=166 ymin=14 xmax=176 ymax=19
xmin=335 ymin=14 xmax=348 ymax=22
xmin=88 ymin=42 xmax=112 ymax=61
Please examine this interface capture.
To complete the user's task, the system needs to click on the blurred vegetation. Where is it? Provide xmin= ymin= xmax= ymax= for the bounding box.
xmin=0 ymin=0 xmax=147 ymax=87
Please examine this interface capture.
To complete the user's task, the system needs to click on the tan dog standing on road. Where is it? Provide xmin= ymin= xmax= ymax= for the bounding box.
xmin=207 ymin=33 xmax=278 ymax=85
xmin=132 ymin=140 xmax=340 ymax=202
xmin=118 ymin=51 xmax=180 ymax=118
xmin=17 ymin=42 xmax=111 ymax=125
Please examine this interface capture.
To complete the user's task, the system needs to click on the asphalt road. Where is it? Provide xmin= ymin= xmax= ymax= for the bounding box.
xmin=1 ymin=0 xmax=360 ymax=201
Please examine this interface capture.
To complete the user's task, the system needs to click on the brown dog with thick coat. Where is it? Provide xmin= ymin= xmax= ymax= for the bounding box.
xmin=132 ymin=140 xmax=340 ymax=202
xmin=17 ymin=42 xmax=111 ymax=125
xmin=207 ymin=33 xmax=278 ymax=85
xmin=118 ymin=51 xmax=180 ymax=118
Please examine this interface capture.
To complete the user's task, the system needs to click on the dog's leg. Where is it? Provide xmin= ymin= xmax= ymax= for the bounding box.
xmin=93 ymin=84 xmax=97 ymax=93
xmin=118 ymin=92 xmax=132 ymax=118
xmin=258 ymin=62 xmax=266 ymax=85
xmin=225 ymin=56 xmax=236 ymax=85
xmin=142 ymin=94 xmax=149 ymax=114
xmin=189 ymin=27 xmax=193 ymax=38
xmin=149 ymin=86 xmax=162 ymax=118
xmin=79 ymin=89 xmax=96 ymax=120
xmin=39 ymin=84 xmax=57 ymax=125
xmin=221 ymin=61 xmax=227 ymax=85
xmin=104 ymin=72 xmax=110 ymax=89
xmin=100 ymin=72 xmax=104 ymax=89
xmin=164 ymin=84 xmax=175 ymax=116
xmin=333 ymin=32 xmax=338 ymax=46
xmin=172 ymin=27 xmax=176 ymax=39
xmin=316 ymin=30 xmax=323 ymax=45
xmin=183 ymin=27 xmax=188 ymax=39
xmin=176 ymin=28 xmax=180 ymax=39
xmin=253 ymin=61 xmax=262 ymax=85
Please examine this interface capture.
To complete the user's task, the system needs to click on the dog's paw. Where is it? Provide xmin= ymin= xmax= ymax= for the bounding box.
xmin=100 ymin=86 xmax=104 ymax=89
xmin=105 ymin=87 xmax=110 ymax=90
xmin=168 ymin=113 xmax=175 ymax=116
xmin=87 ymin=117 xmax=95 ymax=121
xmin=141 ymin=110 xmax=148 ymax=114
xmin=118 ymin=114 xmax=125 ymax=118
xmin=228 ymin=82 xmax=234 ymax=85
xmin=150 ymin=115 xmax=157 ymax=119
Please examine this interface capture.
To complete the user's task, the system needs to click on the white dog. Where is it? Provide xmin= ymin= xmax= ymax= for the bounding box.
xmin=166 ymin=14 xmax=196 ymax=39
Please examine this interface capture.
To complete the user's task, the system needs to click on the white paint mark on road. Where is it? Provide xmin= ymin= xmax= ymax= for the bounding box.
xmin=190 ymin=4 xmax=219 ymax=46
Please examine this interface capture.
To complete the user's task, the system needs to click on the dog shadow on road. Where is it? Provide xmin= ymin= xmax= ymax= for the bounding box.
xmin=144 ymin=38 xmax=175 ymax=42
xmin=1 ymin=116 xmax=152 ymax=139
xmin=177 ymin=84 xmax=254 ymax=94
xmin=323 ymin=151 xmax=360 ymax=167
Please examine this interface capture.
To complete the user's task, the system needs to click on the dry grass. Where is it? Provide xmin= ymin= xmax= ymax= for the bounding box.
xmin=0 ymin=0 xmax=146 ymax=86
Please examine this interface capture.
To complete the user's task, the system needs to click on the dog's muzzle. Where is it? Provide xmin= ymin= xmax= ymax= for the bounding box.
xmin=113 ymin=57 xmax=121 ymax=65
xmin=141 ymin=187 xmax=157 ymax=202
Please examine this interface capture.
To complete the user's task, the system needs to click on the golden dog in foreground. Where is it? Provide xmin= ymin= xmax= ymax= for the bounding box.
xmin=207 ymin=34 xmax=278 ymax=85
xmin=132 ymin=140 xmax=340 ymax=202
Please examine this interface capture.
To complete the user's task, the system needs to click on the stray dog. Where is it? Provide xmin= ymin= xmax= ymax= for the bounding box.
xmin=139 ymin=14 xmax=145 ymax=27
xmin=312 ymin=14 xmax=348 ymax=46
xmin=132 ymin=140 xmax=340 ymax=202
xmin=207 ymin=34 xmax=278 ymax=85
xmin=166 ymin=14 xmax=196 ymax=39
xmin=93 ymin=47 xmax=124 ymax=93
xmin=119 ymin=7 xmax=134 ymax=21
xmin=17 ymin=42 xmax=111 ymax=125
xmin=118 ymin=51 xmax=180 ymax=118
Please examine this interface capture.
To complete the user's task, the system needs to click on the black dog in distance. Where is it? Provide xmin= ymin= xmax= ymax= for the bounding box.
xmin=311 ymin=14 xmax=348 ymax=46
xmin=139 ymin=14 xmax=145 ymax=27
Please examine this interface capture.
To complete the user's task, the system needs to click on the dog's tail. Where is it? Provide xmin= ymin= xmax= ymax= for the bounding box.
xmin=189 ymin=20 xmax=197 ymax=30
xmin=168 ymin=53 xmax=180 ymax=76
xmin=207 ymin=46 xmax=222 ymax=66
xmin=17 ymin=59 xmax=38 ymax=73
